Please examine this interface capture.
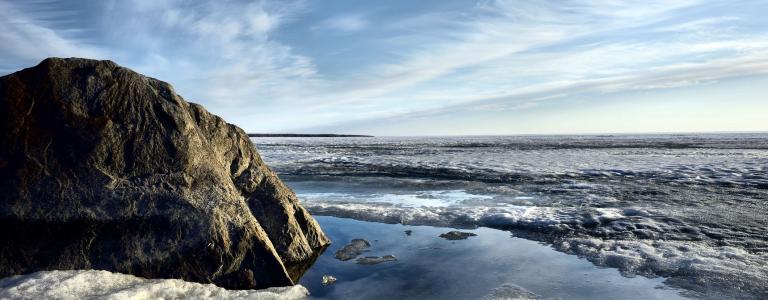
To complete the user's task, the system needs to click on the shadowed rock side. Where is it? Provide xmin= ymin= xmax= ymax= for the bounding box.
xmin=0 ymin=57 xmax=330 ymax=289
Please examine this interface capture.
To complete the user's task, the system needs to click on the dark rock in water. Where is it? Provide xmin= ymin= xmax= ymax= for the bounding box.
xmin=334 ymin=239 xmax=371 ymax=261
xmin=439 ymin=231 xmax=478 ymax=240
xmin=405 ymin=230 xmax=413 ymax=236
xmin=355 ymin=255 xmax=397 ymax=265
xmin=0 ymin=58 xmax=330 ymax=289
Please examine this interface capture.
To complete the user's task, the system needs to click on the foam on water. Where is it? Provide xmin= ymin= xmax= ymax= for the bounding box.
xmin=0 ymin=270 xmax=308 ymax=300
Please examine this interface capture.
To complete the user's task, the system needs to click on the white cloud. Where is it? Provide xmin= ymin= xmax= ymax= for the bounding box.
xmin=0 ymin=1 xmax=105 ymax=73
xmin=1 ymin=0 xmax=766 ymax=133
xmin=0 ymin=0 xmax=318 ymax=110
xmin=97 ymin=0 xmax=319 ymax=108
xmin=277 ymin=0 xmax=768 ymax=130
xmin=302 ymin=0 xmax=707 ymax=108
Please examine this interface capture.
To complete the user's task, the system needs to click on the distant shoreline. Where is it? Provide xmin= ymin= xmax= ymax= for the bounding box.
xmin=248 ymin=133 xmax=374 ymax=137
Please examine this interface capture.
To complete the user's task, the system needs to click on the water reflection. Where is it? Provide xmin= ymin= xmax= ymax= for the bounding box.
xmin=300 ymin=216 xmax=688 ymax=300
xmin=286 ymin=245 xmax=328 ymax=283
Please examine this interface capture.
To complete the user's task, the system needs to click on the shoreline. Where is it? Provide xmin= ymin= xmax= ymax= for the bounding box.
xmin=0 ymin=215 xmax=717 ymax=299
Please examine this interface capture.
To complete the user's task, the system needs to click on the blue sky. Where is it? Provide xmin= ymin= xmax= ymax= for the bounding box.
xmin=1 ymin=0 xmax=766 ymax=135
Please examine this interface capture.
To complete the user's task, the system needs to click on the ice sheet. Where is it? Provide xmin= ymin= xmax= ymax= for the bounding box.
xmin=253 ymin=134 xmax=768 ymax=299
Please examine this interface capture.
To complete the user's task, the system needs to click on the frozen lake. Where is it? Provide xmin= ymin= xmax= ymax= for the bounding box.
xmin=256 ymin=134 xmax=768 ymax=299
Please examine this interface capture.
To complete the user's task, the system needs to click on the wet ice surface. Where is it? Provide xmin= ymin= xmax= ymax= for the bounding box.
xmin=301 ymin=216 xmax=688 ymax=300
xmin=254 ymin=134 xmax=768 ymax=299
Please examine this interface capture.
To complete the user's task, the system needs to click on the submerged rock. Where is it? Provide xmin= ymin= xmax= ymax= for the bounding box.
xmin=321 ymin=275 xmax=337 ymax=286
xmin=355 ymin=255 xmax=397 ymax=265
xmin=405 ymin=230 xmax=413 ymax=236
xmin=439 ymin=231 xmax=478 ymax=240
xmin=481 ymin=283 xmax=541 ymax=300
xmin=0 ymin=58 xmax=330 ymax=289
xmin=334 ymin=239 xmax=371 ymax=261
xmin=333 ymin=238 xmax=396 ymax=265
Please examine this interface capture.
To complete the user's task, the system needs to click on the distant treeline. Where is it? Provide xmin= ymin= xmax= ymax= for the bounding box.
xmin=247 ymin=133 xmax=373 ymax=137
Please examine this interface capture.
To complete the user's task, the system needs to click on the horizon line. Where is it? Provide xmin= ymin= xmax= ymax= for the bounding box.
xmin=249 ymin=130 xmax=768 ymax=138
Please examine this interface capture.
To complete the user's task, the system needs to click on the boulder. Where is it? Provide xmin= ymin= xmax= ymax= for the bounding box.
xmin=0 ymin=57 xmax=330 ymax=289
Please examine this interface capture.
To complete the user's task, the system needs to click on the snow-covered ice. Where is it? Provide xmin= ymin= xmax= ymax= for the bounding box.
xmin=254 ymin=134 xmax=768 ymax=299
xmin=0 ymin=270 xmax=308 ymax=300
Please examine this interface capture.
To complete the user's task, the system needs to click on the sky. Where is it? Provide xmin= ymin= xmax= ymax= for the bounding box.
xmin=1 ymin=0 xmax=767 ymax=135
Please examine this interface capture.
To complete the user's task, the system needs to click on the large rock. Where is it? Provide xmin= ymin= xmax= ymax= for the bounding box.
xmin=0 ymin=58 xmax=330 ymax=289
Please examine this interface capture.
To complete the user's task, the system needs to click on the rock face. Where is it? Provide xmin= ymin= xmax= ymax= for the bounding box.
xmin=0 ymin=58 xmax=330 ymax=289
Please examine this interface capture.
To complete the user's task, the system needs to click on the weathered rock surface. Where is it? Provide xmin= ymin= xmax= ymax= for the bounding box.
xmin=333 ymin=239 xmax=371 ymax=261
xmin=0 ymin=57 xmax=330 ymax=289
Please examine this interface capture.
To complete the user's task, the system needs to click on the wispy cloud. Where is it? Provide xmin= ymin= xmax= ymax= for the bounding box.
xmin=312 ymin=14 xmax=367 ymax=33
xmin=655 ymin=16 xmax=740 ymax=33
xmin=279 ymin=0 xmax=768 ymax=130
xmin=0 ymin=0 xmax=766 ymax=133
xmin=0 ymin=0 xmax=317 ymax=108
xmin=0 ymin=1 xmax=105 ymax=73
xmin=99 ymin=0 xmax=318 ymax=107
